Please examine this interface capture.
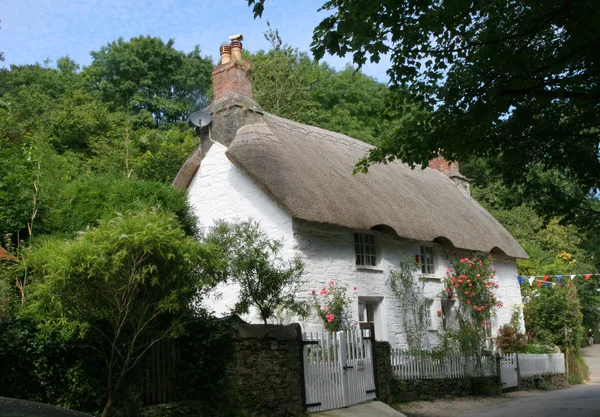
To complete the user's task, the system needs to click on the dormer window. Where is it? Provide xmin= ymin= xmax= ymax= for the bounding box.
xmin=419 ymin=246 xmax=435 ymax=274
xmin=355 ymin=232 xmax=377 ymax=267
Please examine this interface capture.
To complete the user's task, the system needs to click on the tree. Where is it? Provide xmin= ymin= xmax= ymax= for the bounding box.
xmin=23 ymin=210 xmax=218 ymax=417
xmin=249 ymin=0 xmax=600 ymax=194
xmin=84 ymin=36 xmax=213 ymax=124
xmin=250 ymin=26 xmax=392 ymax=145
xmin=206 ymin=219 xmax=308 ymax=325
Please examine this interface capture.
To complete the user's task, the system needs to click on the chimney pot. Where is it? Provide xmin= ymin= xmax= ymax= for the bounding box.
xmin=220 ymin=43 xmax=231 ymax=65
xmin=230 ymin=40 xmax=243 ymax=62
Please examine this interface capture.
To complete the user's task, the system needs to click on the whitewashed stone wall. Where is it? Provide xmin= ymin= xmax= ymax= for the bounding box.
xmin=187 ymin=144 xmax=525 ymax=347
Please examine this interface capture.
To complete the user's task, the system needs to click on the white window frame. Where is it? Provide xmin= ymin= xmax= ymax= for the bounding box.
xmin=424 ymin=299 xmax=434 ymax=330
xmin=419 ymin=245 xmax=435 ymax=275
xmin=355 ymin=232 xmax=378 ymax=267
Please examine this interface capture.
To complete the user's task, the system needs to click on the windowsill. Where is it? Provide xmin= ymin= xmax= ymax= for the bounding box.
xmin=419 ymin=275 xmax=443 ymax=281
xmin=427 ymin=328 xmax=439 ymax=332
xmin=356 ymin=266 xmax=384 ymax=273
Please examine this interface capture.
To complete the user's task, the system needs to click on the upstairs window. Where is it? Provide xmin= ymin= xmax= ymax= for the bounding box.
xmin=355 ymin=232 xmax=377 ymax=267
xmin=420 ymin=246 xmax=435 ymax=274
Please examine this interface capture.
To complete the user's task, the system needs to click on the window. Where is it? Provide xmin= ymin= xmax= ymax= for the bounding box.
xmin=419 ymin=246 xmax=435 ymax=274
xmin=441 ymin=298 xmax=455 ymax=330
xmin=355 ymin=232 xmax=377 ymax=267
xmin=424 ymin=299 xmax=433 ymax=329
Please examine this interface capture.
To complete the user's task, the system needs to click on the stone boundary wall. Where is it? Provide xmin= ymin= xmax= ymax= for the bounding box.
xmin=389 ymin=376 xmax=501 ymax=402
xmin=520 ymin=374 xmax=568 ymax=391
xmin=230 ymin=323 xmax=305 ymax=417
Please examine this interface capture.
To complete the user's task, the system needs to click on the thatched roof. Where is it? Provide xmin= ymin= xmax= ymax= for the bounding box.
xmin=176 ymin=97 xmax=527 ymax=259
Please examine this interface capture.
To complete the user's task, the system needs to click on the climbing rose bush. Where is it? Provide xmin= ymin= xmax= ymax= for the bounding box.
xmin=443 ymin=256 xmax=502 ymax=352
xmin=310 ymin=281 xmax=356 ymax=332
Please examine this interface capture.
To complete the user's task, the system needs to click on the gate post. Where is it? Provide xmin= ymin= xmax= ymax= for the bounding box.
xmin=516 ymin=353 xmax=521 ymax=391
xmin=294 ymin=324 xmax=308 ymax=410
xmin=337 ymin=331 xmax=351 ymax=407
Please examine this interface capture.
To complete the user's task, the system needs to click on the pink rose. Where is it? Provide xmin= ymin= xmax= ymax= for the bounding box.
xmin=326 ymin=313 xmax=335 ymax=323
xmin=353 ymin=286 xmax=357 ymax=291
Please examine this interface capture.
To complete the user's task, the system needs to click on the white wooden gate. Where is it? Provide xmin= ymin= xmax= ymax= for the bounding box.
xmin=500 ymin=353 xmax=519 ymax=389
xmin=302 ymin=329 xmax=377 ymax=412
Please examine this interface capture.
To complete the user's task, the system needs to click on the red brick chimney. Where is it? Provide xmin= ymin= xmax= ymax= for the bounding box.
xmin=212 ymin=38 xmax=252 ymax=101
xmin=428 ymin=155 xmax=459 ymax=173
xmin=429 ymin=155 xmax=471 ymax=195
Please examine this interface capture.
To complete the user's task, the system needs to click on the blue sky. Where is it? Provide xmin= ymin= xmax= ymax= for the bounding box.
xmin=0 ymin=0 xmax=389 ymax=81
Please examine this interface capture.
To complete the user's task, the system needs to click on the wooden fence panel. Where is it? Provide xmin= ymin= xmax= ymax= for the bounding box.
xmin=390 ymin=348 xmax=496 ymax=380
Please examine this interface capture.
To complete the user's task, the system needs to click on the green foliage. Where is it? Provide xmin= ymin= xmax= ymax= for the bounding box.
xmin=310 ymin=280 xmax=356 ymax=332
xmin=132 ymin=127 xmax=199 ymax=183
xmin=253 ymin=0 xmax=600 ymax=193
xmin=41 ymin=174 xmax=198 ymax=237
xmin=250 ymin=27 xmax=392 ymax=145
xmin=387 ymin=258 xmax=429 ymax=349
xmin=0 ymin=319 xmax=106 ymax=414
xmin=524 ymin=284 xmax=583 ymax=350
xmin=84 ymin=36 xmax=213 ymax=124
xmin=206 ymin=219 xmax=308 ymax=325
xmin=23 ymin=210 xmax=216 ymax=416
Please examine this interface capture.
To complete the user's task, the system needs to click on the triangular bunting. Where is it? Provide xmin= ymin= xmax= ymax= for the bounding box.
xmin=537 ymin=281 xmax=542 ymax=288
xmin=585 ymin=274 xmax=592 ymax=280
xmin=557 ymin=275 xmax=563 ymax=283
xmin=570 ymin=275 xmax=576 ymax=280
xmin=529 ymin=276 xmax=535 ymax=286
xmin=543 ymin=275 xmax=549 ymax=282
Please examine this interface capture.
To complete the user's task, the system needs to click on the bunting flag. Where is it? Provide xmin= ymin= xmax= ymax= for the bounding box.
xmin=571 ymin=275 xmax=576 ymax=280
xmin=517 ymin=275 xmax=525 ymax=285
xmin=537 ymin=281 xmax=542 ymax=288
xmin=529 ymin=276 xmax=535 ymax=286
xmin=585 ymin=274 xmax=592 ymax=280
xmin=557 ymin=275 xmax=563 ymax=283
xmin=543 ymin=275 xmax=549 ymax=282
xmin=545 ymin=282 xmax=549 ymax=288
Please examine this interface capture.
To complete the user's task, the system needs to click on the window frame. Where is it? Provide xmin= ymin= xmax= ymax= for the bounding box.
xmin=419 ymin=245 xmax=435 ymax=275
xmin=424 ymin=299 xmax=434 ymax=329
xmin=354 ymin=232 xmax=378 ymax=268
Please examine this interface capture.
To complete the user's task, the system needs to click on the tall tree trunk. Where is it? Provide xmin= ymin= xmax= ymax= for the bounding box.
xmin=101 ymin=395 xmax=113 ymax=417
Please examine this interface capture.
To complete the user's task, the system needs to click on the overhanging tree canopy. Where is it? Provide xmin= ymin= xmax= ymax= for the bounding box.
xmin=249 ymin=0 xmax=600 ymax=192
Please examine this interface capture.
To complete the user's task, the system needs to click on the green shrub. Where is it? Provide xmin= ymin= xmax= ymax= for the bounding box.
xmin=41 ymin=175 xmax=198 ymax=237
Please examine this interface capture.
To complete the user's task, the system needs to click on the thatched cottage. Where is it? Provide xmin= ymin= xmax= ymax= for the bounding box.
xmin=173 ymin=39 xmax=528 ymax=348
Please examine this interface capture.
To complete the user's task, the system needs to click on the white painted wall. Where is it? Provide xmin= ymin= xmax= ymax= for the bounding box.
xmin=187 ymin=143 xmax=525 ymax=347
xmin=187 ymin=143 xmax=296 ymax=316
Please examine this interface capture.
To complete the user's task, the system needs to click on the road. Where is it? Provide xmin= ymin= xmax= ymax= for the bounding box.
xmin=463 ymin=343 xmax=600 ymax=417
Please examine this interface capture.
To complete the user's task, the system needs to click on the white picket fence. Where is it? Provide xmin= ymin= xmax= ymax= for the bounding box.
xmin=391 ymin=348 xmax=496 ymax=380
xmin=518 ymin=353 xmax=565 ymax=377
xmin=303 ymin=329 xmax=376 ymax=412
